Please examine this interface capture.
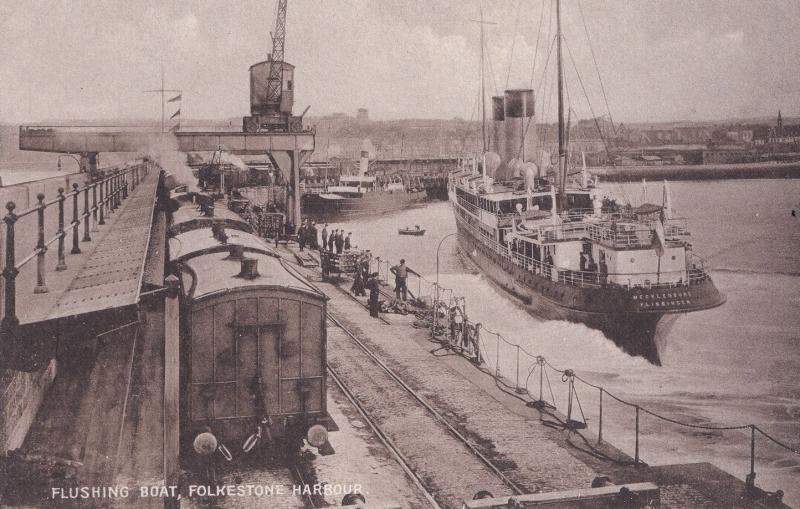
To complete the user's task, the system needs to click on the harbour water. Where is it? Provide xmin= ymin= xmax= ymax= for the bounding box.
xmin=328 ymin=178 xmax=800 ymax=505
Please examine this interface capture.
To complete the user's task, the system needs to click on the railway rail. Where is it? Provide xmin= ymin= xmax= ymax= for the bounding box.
xmin=325 ymin=309 xmax=525 ymax=508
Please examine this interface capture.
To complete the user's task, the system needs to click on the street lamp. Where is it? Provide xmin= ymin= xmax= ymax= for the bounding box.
xmin=434 ymin=231 xmax=459 ymax=333
xmin=57 ymin=154 xmax=82 ymax=173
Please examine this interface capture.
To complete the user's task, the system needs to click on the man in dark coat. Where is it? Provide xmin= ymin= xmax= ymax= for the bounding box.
xmin=328 ymin=229 xmax=336 ymax=251
xmin=335 ymin=230 xmax=345 ymax=254
xmin=344 ymin=232 xmax=352 ymax=251
xmin=297 ymin=222 xmax=306 ymax=251
xmin=366 ymin=272 xmax=380 ymax=317
xmin=321 ymin=224 xmax=329 ymax=251
xmin=309 ymin=222 xmax=318 ymax=249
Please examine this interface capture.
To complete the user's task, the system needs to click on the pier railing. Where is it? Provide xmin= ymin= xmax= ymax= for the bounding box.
xmin=364 ymin=250 xmax=795 ymax=499
xmin=0 ymin=162 xmax=152 ymax=329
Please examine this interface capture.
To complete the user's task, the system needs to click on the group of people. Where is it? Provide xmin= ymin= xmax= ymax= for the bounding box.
xmin=320 ymin=224 xmax=353 ymax=254
xmin=296 ymin=220 xmax=319 ymax=251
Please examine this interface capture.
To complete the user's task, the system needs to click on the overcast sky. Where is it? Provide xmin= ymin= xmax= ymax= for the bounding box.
xmin=1 ymin=0 xmax=798 ymax=125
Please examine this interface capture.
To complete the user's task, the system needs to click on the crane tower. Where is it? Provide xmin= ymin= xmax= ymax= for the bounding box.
xmin=243 ymin=0 xmax=305 ymax=132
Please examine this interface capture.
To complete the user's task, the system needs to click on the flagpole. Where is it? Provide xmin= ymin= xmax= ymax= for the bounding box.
xmin=161 ymin=64 xmax=165 ymax=135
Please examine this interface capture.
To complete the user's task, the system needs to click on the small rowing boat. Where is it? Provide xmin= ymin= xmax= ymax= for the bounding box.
xmin=398 ymin=226 xmax=425 ymax=236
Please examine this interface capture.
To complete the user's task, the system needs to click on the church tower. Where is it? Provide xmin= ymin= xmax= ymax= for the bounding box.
xmin=777 ymin=110 xmax=784 ymax=137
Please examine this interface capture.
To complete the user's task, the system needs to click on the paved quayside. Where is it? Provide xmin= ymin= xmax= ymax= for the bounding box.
xmin=283 ymin=244 xmax=790 ymax=509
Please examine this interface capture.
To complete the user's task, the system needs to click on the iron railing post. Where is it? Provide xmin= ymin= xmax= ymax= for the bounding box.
xmin=82 ymin=182 xmax=91 ymax=242
xmin=747 ymin=425 xmax=756 ymax=488
xmin=634 ymin=405 xmax=640 ymax=465
xmin=91 ymin=180 xmax=98 ymax=231
xmin=112 ymin=171 xmax=119 ymax=210
xmin=598 ymin=388 xmax=604 ymax=445
xmin=122 ymin=168 xmax=128 ymax=199
xmin=56 ymin=188 xmax=67 ymax=271
xmin=3 ymin=202 xmax=19 ymax=326
xmin=34 ymin=193 xmax=48 ymax=293
xmin=98 ymin=173 xmax=106 ymax=225
xmin=71 ymin=183 xmax=81 ymax=254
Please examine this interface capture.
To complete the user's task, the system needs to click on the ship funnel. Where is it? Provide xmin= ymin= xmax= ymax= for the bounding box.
xmin=503 ymin=89 xmax=535 ymax=164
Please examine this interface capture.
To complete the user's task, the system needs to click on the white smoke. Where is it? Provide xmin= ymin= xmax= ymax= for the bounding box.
xmin=219 ymin=151 xmax=249 ymax=171
xmin=141 ymin=134 xmax=197 ymax=190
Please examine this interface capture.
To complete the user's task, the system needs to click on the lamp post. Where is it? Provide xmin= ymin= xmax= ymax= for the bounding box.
xmin=434 ymin=232 xmax=459 ymax=334
xmin=57 ymin=154 xmax=82 ymax=173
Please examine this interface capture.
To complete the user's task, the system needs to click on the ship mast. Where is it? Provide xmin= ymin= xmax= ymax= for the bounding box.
xmin=556 ymin=0 xmax=567 ymax=203
xmin=471 ymin=9 xmax=496 ymax=155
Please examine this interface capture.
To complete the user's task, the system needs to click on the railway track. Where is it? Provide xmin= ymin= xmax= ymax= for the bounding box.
xmin=326 ymin=310 xmax=524 ymax=508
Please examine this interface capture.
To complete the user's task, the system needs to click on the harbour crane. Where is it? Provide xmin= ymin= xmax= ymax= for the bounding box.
xmin=243 ymin=0 xmax=307 ymax=132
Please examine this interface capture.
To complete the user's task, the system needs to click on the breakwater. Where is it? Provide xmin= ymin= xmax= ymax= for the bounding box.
xmin=592 ymin=161 xmax=800 ymax=181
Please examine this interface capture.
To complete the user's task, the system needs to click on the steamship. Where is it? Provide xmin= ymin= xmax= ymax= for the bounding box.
xmin=301 ymin=150 xmax=426 ymax=221
xmin=448 ymin=7 xmax=725 ymax=364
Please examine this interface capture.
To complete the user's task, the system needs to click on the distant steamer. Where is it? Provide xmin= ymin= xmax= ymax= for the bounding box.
xmin=301 ymin=151 xmax=426 ymax=221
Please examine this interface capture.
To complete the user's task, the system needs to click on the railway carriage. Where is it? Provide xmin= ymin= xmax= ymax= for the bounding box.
xmin=167 ymin=193 xmax=334 ymax=467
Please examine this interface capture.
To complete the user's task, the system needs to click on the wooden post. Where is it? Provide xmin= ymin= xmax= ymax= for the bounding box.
xmin=164 ymin=275 xmax=181 ymax=506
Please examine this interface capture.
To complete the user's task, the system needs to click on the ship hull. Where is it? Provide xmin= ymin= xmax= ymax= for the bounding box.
xmin=455 ymin=220 xmax=716 ymax=365
xmin=302 ymin=190 xmax=427 ymax=221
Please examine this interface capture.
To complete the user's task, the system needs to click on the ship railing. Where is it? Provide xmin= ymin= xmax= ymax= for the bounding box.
xmin=457 ymin=210 xmax=708 ymax=289
xmin=456 ymin=196 xmax=480 ymax=217
xmin=508 ymin=248 xmax=710 ymax=289
xmin=0 ymin=162 xmax=153 ymax=329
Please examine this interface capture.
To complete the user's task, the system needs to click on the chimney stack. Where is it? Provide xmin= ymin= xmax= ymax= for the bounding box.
xmin=236 ymin=257 xmax=260 ymax=280
xmin=226 ymin=244 xmax=245 ymax=260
